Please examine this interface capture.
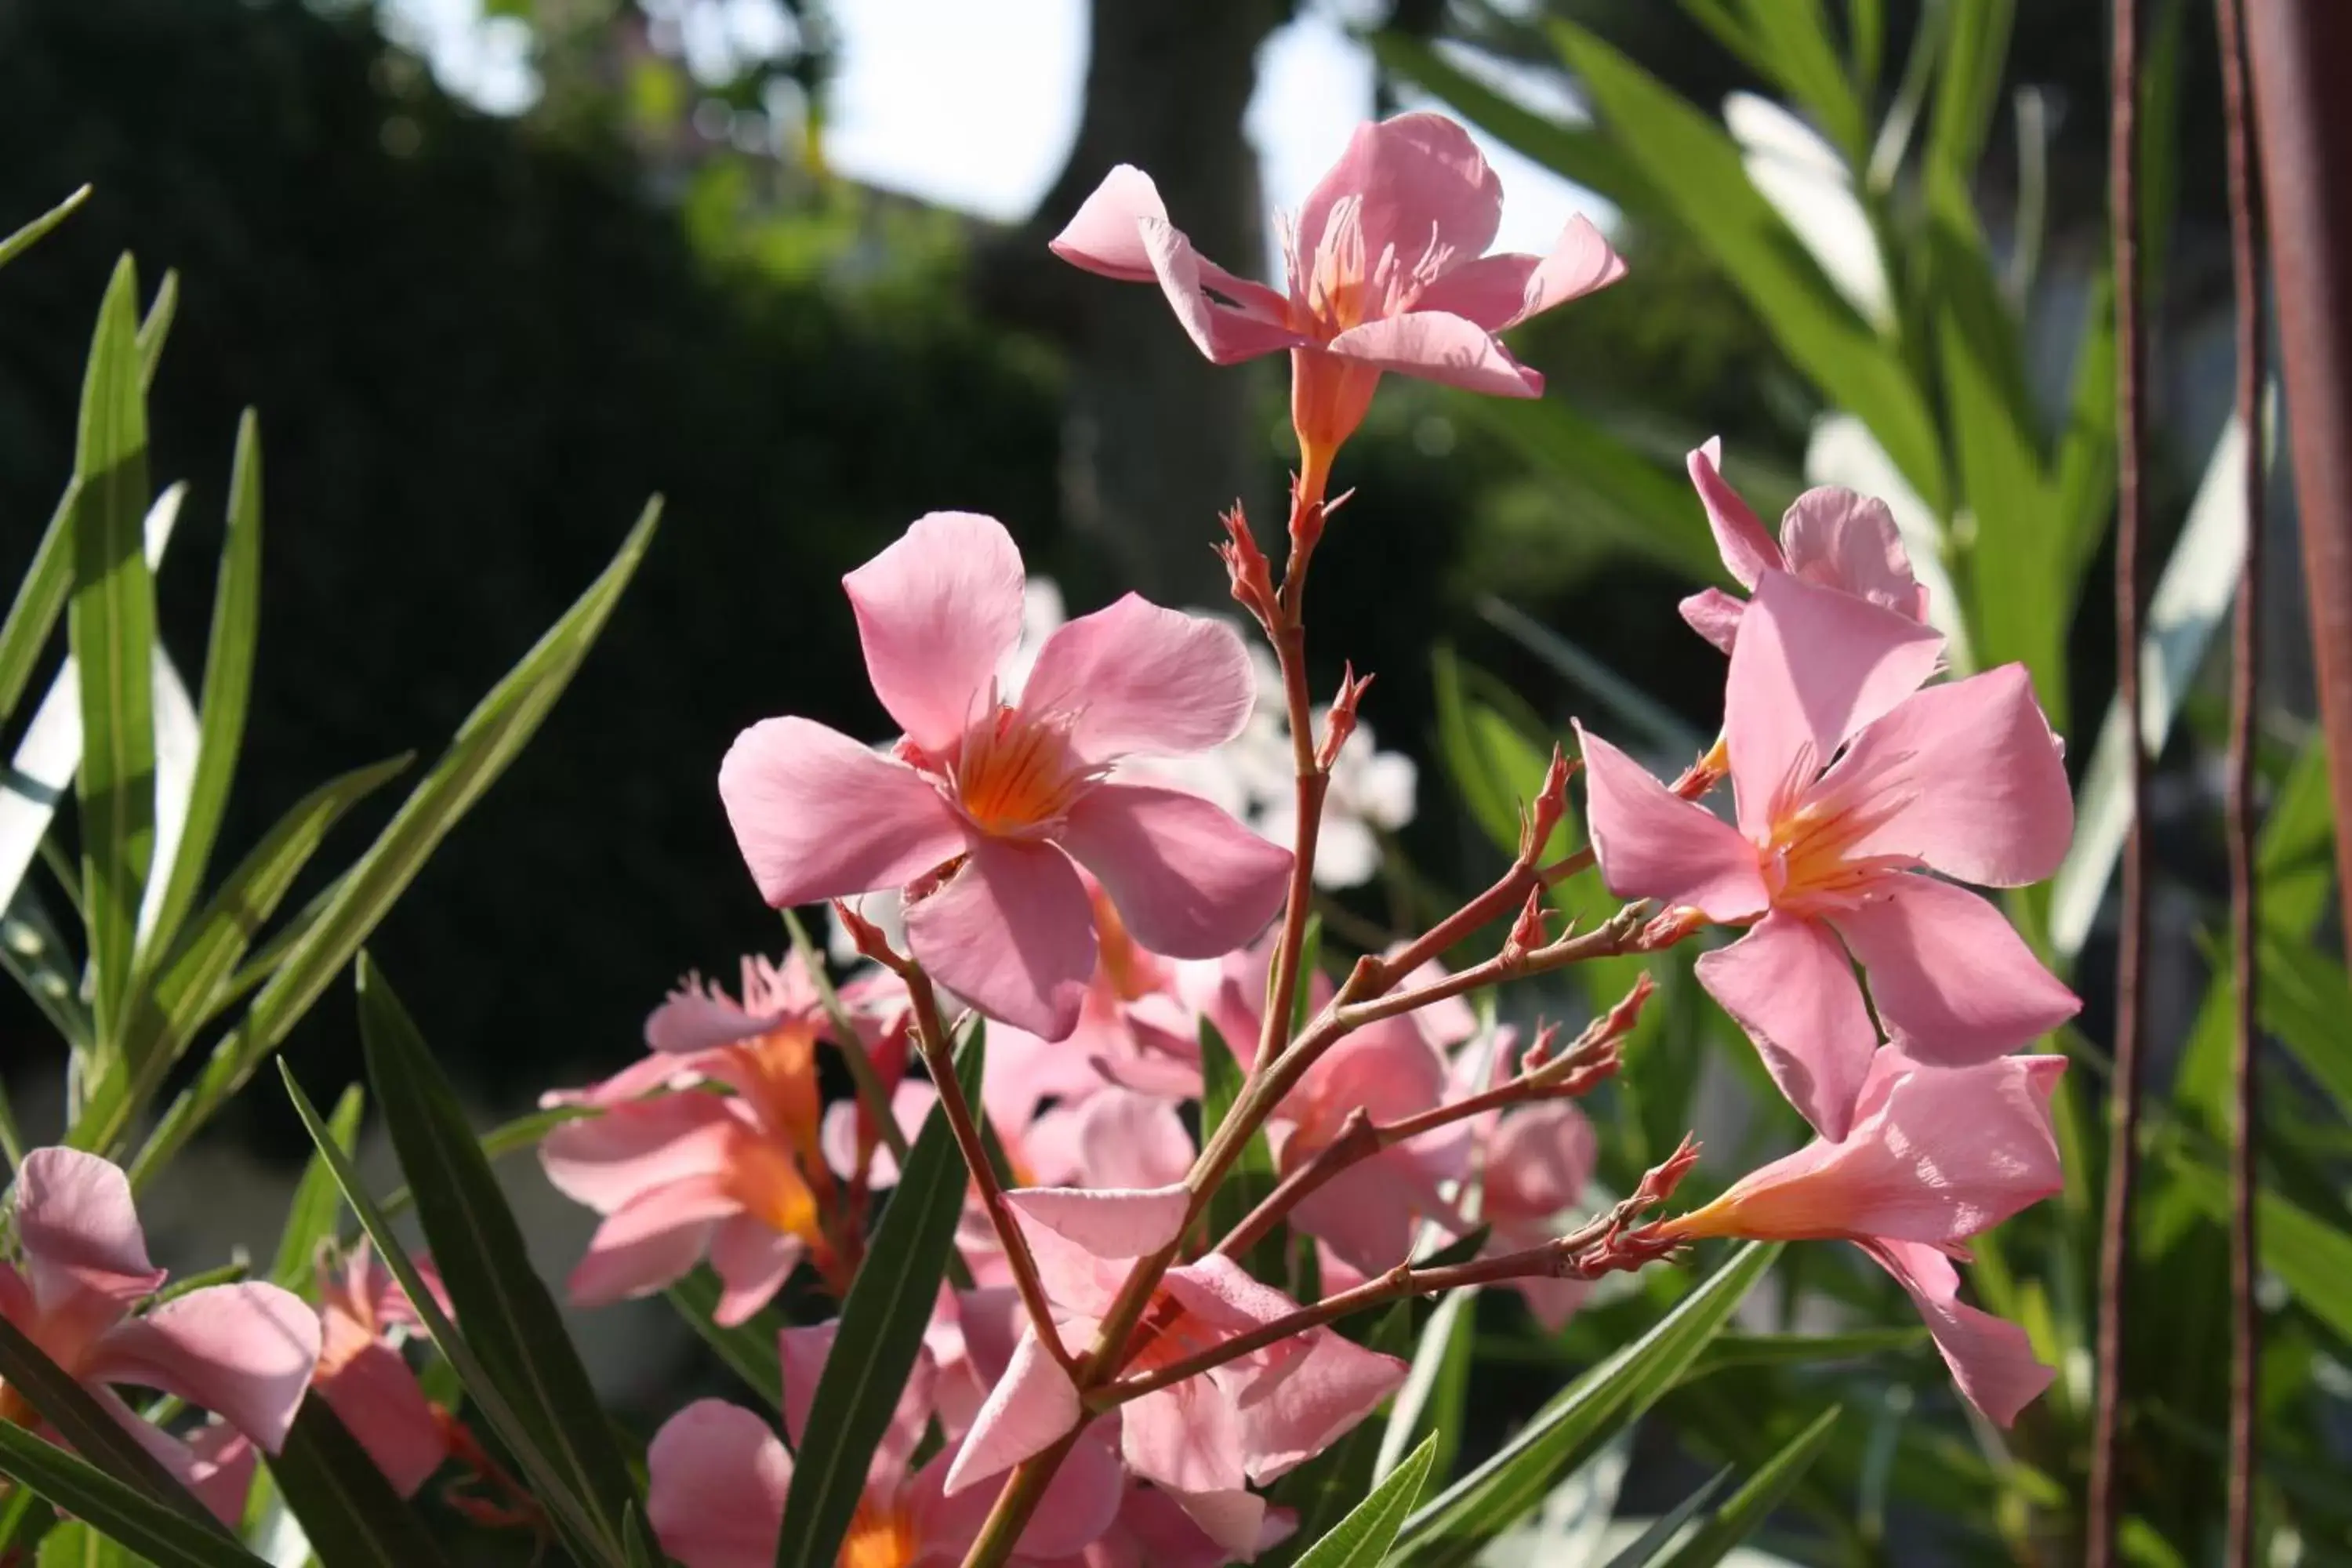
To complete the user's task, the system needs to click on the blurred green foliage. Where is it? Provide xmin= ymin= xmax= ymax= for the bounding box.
xmin=0 ymin=0 xmax=1063 ymax=1120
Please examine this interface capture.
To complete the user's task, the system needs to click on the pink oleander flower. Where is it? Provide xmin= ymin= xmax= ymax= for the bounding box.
xmin=1663 ymin=1047 xmax=2067 ymax=1425
xmin=946 ymin=1187 xmax=1405 ymax=1557
xmin=539 ymin=953 xmax=865 ymax=1319
xmin=647 ymin=1319 xmax=1121 ymax=1568
xmin=719 ymin=511 xmax=1292 ymax=1043
xmin=0 ymin=1149 xmax=321 ymax=1519
xmin=1678 ymin=438 xmax=1929 ymax=653
xmin=540 ymin=1087 xmax=842 ymax=1323
xmin=1082 ymin=1480 xmax=1298 ymax=1568
xmin=1580 ymin=570 xmax=2079 ymax=1138
xmin=312 ymin=1241 xmax=451 ymax=1497
xmin=1478 ymin=1101 xmax=1600 ymax=1331
xmin=1051 ymin=113 xmax=1626 ymax=502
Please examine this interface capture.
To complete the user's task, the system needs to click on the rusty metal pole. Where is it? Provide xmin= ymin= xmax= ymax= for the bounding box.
xmin=2247 ymin=0 xmax=2352 ymax=942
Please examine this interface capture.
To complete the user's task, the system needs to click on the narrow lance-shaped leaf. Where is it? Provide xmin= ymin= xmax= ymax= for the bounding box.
xmin=1590 ymin=1468 xmax=1730 ymax=1568
xmin=275 ymin=1061 xmax=621 ymax=1565
xmin=1391 ymin=1242 xmax=1780 ymax=1567
xmin=132 ymin=498 xmax=660 ymax=1181
xmin=0 ymin=1316 xmax=231 ymax=1537
xmin=666 ymin=1265 xmax=786 ymax=1410
xmin=0 ymin=1425 xmax=266 ymax=1568
xmin=263 ymin=1399 xmax=453 ymax=1568
xmin=774 ymin=1029 xmax=985 ymax=1568
xmin=1199 ymin=1017 xmax=1283 ymax=1283
xmin=356 ymin=954 xmax=643 ymax=1559
xmin=68 ymin=254 xmax=158 ymax=1051
xmin=0 ymin=276 xmax=177 ymax=728
xmin=1291 ymin=1432 xmax=1439 ymax=1568
xmin=0 ymin=186 xmax=91 ymax=270
xmin=1653 ymin=1404 xmax=1841 ymax=1568
xmin=147 ymin=409 xmax=264 ymax=953
xmin=75 ymin=753 xmax=412 ymax=1160
xmin=271 ymin=1082 xmax=365 ymax=1286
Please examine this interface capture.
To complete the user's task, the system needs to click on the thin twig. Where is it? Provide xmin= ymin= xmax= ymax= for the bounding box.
xmin=2091 ymin=0 xmax=2151 ymax=1559
xmin=2215 ymin=0 xmax=2267 ymax=1557
xmin=782 ymin=907 xmax=911 ymax=1165
xmin=900 ymin=965 xmax=1076 ymax=1377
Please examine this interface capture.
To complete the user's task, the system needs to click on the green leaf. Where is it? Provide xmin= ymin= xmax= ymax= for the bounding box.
xmin=1924 ymin=0 xmax=2015 ymax=182
xmin=1732 ymin=0 xmax=1867 ymax=165
xmin=1198 ymin=1017 xmax=1283 ymax=1279
xmin=1455 ymin=397 xmax=1725 ymax=585
xmin=1294 ymin=1432 xmax=1439 ymax=1568
xmin=666 ymin=1265 xmax=785 ymax=1409
xmin=78 ymin=755 xmax=412 ymax=1159
xmin=132 ymin=499 xmax=659 ymax=1180
xmin=356 ymin=954 xmax=641 ymax=1559
xmin=277 ymin=1062 xmax=618 ymax=1565
xmin=264 ymin=1398 xmax=454 ymax=1568
xmin=1930 ymin=169 xmax=2065 ymax=726
xmin=1365 ymin=35 xmax=1650 ymax=205
xmin=69 ymin=254 xmax=158 ymax=1052
xmin=1548 ymin=19 xmax=1947 ymax=514
xmin=0 ymin=274 xmax=174 ymax=731
xmin=0 ymin=186 xmax=91 ymax=270
xmin=0 ymin=1425 xmax=264 ymax=1568
xmin=1392 ymin=1243 xmax=1778 ymax=1566
xmin=2164 ymin=1148 xmax=2352 ymax=1347
xmin=1653 ymin=1403 xmax=1840 ymax=1566
xmin=1678 ymin=1327 xmax=1929 ymax=1384
xmin=623 ymin=1503 xmax=663 ymax=1568
xmin=271 ymin=1081 xmax=365 ymax=1286
xmin=1268 ymin=1302 xmax=1415 ymax=1566
xmin=147 ymin=410 xmax=264 ymax=953
xmin=2051 ymin=268 xmax=2118 ymax=583
xmin=774 ymin=1031 xmax=983 ymax=1568
xmin=0 ymin=1316 xmax=231 ymax=1537
xmin=1592 ymin=1468 xmax=1730 ymax=1568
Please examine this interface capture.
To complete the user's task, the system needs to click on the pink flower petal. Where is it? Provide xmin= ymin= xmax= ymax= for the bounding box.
xmin=110 ymin=1410 xmax=256 ymax=1528
xmin=1019 ymin=595 xmax=1257 ymax=763
xmin=539 ymin=1093 xmax=741 ymax=1214
xmin=1123 ymin=1379 xmax=1248 ymax=1494
xmin=708 ymin=1218 xmax=802 ymax=1327
xmin=1239 ymin=1327 xmax=1408 ymax=1483
xmin=644 ymin=983 xmax=771 ymax=1055
xmin=943 ymin=1330 xmax=1083 ymax=1495
xmin=1678 ymin=586 xmax=1747 ymax=654
xmin=1828 ymin=665 xmax=2073 ymax=887
xmin=318 ymin=1341 xmax=448 ymax=1497
xmin=85 ymin=1283 xmax=321 ymax=1454
xmin=1160 ymin=1486 xmax=1276 ymax=1563
xmin=904 ymin=837 xmax=1097 ymax=1040
xmin=1057 ymin=783 xmax=1291 ymax=960
xmin=1576 ymin=723 xmax=1769 ymax=920
xmin=1289 ymin=1163 xmax=1423 ymax=1276
xmin=1006 ymin=1185 xmax=1192 ymax=1261
xmin=718 ymin=717 xmax=967 ymax=910
xmin=1411 ymin=215 xmax=1626 ymax=330
xmin=1512 ymin=1276 xmax=1594 ymax=1333
xmin=1694 ymin=1048 xmax=2064 ymax=1247
xmin=1068 ymin=1090 xmax=1198 ymax=1191
xmin=648 ymin=1399 xmax=791 ymax=1568
xmin=1138 ymin=220 xmax=1314 ymax=365
xmin=1301 ymin=113 xmax=1502 ymax=274
xmin=1778 ymin=486 xmax=1927 ymax=621
xmin=841 ymin=510 xmax=1027 ymax=754
xmin=565 ymin=1176 xmax=738 ymax=1307
xmin=543 ymin=1052 xmax=694 ymax=1110
xmin=1694 ymin=913 xmax=1882 ymax=1140
xmin=1726 ymin=572 xmax=1944 ymax=839
xmin=11 ymin=1147 xmax=165 ymax=1319
xmin=1831 ymin=878 xmax=2081 ymax=1061
xmin=1484 ymin=1103 xmax=1596 ymax=1223
xmin=1688 ymin=438 xmax=1782 ymax=589
xmin=1049 ymin=164 xmax=1173 ymax=281
xmin=1321 ymin=311 xmax=1544 ymax=397
xmin=1862 ymin=1240 xmax=2054 ymax=1426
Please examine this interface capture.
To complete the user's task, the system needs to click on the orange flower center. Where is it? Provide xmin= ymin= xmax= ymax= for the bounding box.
xmin=948 ymin=706 xmax=1092 ymax=837
xmin=1756 ymin=750 xmax=1918 ymax=914
xmin=838 ymin=1496 xmax=920 ymax=1568
xmin=720 ymin=1131 xmax=822 ymax=1246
